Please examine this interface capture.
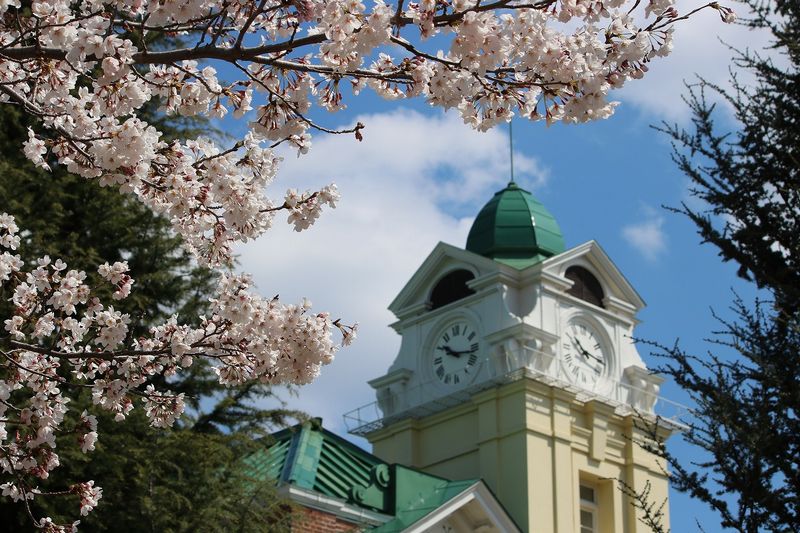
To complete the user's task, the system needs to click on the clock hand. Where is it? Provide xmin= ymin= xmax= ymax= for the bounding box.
xmin=575 ymin=338 xmax=590 ymax=355
xmin=569 ymin=335 xmax=590 ymax=359
xmin=583 ymin=350 xmax=606 ymax=365
xmin=584 ymin=351 xmax=605 ymax=365
xmin=569 ymin=335 xmax=605 ymax=365
xmin=448 ymin=346 xmax=479 ymax=355
xmin=436 ymin=345 xmax=461 ymax=358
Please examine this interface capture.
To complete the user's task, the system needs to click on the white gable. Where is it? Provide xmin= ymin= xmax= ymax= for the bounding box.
xmin=388 ymin=242 xmax=504 ymax=321
xmin=541 ymin=240 xmax=645 ymax=314
xmin=406 ymin=482 xmax=521 ymax=533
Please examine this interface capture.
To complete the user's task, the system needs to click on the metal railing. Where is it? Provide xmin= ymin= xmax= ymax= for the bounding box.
xmin=343 ymin=347 xmax=691 ymax=436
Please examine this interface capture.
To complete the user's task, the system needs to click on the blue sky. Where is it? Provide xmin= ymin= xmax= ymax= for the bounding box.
xmin=231 ymin=5 xmax=772 ymax=530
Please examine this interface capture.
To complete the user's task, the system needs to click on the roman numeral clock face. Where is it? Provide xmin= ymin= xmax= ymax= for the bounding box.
xmin=562 ymin=321 xmax=608 ymax=388
xmin=431 ymin=321 xmax=480 ymax=386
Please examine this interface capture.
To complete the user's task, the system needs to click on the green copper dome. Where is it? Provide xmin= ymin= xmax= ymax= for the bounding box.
xmin=466 ymin=182 xmax=565 ymax=268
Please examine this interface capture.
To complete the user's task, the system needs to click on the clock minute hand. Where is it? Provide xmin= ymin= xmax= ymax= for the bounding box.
xmin=570 ymin=335 xmax=591 ymax=359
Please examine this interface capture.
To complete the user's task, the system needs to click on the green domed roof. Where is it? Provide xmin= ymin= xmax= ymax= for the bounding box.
xmin=466 ymin=182 xmax=565 ymax=268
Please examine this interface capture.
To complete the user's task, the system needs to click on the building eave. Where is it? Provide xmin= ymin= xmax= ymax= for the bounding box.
xmin=280 ymin=485 xmax=392 ymax=527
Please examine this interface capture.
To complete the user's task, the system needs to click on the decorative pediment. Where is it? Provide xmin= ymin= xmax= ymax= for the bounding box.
xmin=540 ymin=240 xmax=645 ymax=315
xmin=373 ymin=476 xmax=521 ymax=533
xmin=388 ymin=242 xmax=503 ymax=321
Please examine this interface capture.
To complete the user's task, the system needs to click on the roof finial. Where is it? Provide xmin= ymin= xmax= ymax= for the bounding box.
xmin=508 ymin=120 xmax=516 ymax=188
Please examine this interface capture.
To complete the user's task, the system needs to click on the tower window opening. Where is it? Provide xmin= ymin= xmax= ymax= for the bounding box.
xmin=429 ymin=270 xmax=476 ymax=310
xmin=565 ymin=266 xmax=605 ymax=308
xmin=580 ymin=484 xmax=598 ymax=533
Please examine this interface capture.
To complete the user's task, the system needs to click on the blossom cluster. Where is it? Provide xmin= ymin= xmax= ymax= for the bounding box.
xmin=0 ymin=215 xmax=356 ymax=530
xmin=0 ymin=0 xmax=735 ymax=266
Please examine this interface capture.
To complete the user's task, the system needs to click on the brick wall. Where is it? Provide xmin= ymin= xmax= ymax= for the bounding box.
xmin=292 ymin=506 xmax=362 ymax=533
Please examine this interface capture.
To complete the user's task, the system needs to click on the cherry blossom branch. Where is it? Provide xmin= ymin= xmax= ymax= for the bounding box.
xmin=0 ymin=213 xmax=357 ymax=529
xmin=0 ymin=34 xmax=328 ymax=64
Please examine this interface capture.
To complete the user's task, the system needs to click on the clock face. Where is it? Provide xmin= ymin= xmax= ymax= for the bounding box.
xmin=431 ymin=320 xmax=480 ymax=386
xmin=561 ymin=321 xmax=607 ymax=387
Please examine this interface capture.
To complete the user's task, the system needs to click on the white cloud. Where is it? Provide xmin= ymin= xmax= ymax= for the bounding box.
xmin=618 ymin=3 xmax=779 ymax=122
xmin=622 ymin=207 xmax=667 ymax=262
xmin=236 ymin=109 xmax=547 ymax=436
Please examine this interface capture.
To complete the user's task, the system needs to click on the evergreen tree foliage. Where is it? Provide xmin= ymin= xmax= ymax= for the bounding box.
xmin=664 ymin=0 xmax=800 ymax=315
xmin=0 ymin=105 xmax=215 ymax=336
xmin=646 ymin=1 xmax=800 ymax=531
xmin=0 ymin=96 xmax=295 ymax=530
xmin=5 ymin=397 xmax=295 ymax=532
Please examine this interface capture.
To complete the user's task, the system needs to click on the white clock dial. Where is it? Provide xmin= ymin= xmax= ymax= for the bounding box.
xmin=562 ymin=321 xmax=607 ymax=387
xmin=431 ymin=320 xmax=480 ymax=386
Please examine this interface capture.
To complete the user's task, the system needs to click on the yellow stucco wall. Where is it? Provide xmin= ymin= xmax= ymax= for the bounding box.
xmin=367 ymin=377 xmax=672 ymax=533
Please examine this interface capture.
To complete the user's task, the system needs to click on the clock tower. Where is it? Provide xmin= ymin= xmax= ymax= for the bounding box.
xmin=350 ymin=182 xmax=674 ymax=533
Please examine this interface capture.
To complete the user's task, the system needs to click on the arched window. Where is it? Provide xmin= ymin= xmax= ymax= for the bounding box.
xmin=565 ymin=266 xmax=604 ymax=308
xmin=429 ymin=270 xmax=476 ymax=310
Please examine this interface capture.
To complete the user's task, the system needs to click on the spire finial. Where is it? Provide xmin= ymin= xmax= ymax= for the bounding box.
xmin=508 ymin=120 xmax=516 ymax=187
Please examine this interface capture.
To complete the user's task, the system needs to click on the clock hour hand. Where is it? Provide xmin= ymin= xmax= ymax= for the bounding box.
xmin=436 ymin=345 xmax=461 ymax=358
xmin=449 ymin=346 xmax=478 ymax=356
xmin=584 ymin=351 xmax=605 ymax=365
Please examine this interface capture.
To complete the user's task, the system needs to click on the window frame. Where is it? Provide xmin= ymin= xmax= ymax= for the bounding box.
xmin=579 ymin=483 xmax=599 ymax=533
xmin=565 ymin=265 xmax=605 ymax=309
xmin=428 ymin=269 xmax=476 ymax=310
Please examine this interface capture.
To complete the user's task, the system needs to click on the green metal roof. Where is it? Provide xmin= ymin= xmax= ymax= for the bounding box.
xmin=247 ymin=421 xmax=485 ymax=529
xmin=370 ymin=469 xmax=477 ymax=532
xmin=466 ymin=182 xmax=565 ymax=268
xmin=247 ymin=420 xmax=392 ymax=513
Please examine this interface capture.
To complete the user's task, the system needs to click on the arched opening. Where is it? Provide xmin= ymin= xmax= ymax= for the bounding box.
xmin=429 ymin=270 xmax=476 ymax=310
xmin=565 ymin=266 xmax=605 ymax=308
